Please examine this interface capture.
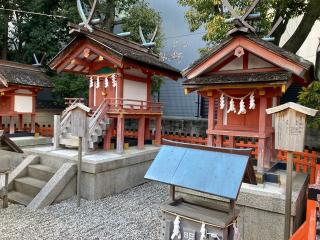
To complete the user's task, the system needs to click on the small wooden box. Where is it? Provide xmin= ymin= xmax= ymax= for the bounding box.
xmin=71 ymin=109 xmax=88 ymax=138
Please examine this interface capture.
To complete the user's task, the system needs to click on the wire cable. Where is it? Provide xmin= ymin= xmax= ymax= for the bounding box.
xmin=0 ymin=7 xmax=68 ymax=19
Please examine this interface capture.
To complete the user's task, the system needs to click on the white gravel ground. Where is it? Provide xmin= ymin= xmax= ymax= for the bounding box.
xmin=0 ymin=182 xmax=169 ymax=240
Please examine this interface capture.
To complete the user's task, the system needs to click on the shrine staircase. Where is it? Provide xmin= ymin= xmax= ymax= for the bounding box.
xmin=57 ymin=100 xmax=110 ymax=150
xmin=7 ymin=155 xmax=76 ymax=209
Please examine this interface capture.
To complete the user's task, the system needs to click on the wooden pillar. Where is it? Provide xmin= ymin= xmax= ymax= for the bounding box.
xmin=117 ymin=68 xmax=124 ymax=100
xmin=0 ymin=116 xmax=2 ymax=130
xmin=258 ymin=94 xmax=268 ymax=172
xmin=31 ymin=114 xmax=36 ymax=134
xmin=216 ymin=108 xmax=223 ymax=147
xmin=138 ymin=116 xmax=145 ymax=149
xmin=155 ymin=116 xmax=162 ymax=146
xmin=145 ymin=118 xmax=150 ymax=139
xmin=116 ymin=115 xmax=125 ymax=154
xmin=207 ymin=97 xmax=215 ymax=146
xmin=9 ymin=116 xmax=14 ymax=134
xmin=18 ymin=114 xmax=23 ymax=131
xmin=53 ymin=115 xmax=61 ymax=149
xmin=103 ymin=119 xmax=115 ymax=150
xmin=229 ymin=136 xmax=235 ymax=148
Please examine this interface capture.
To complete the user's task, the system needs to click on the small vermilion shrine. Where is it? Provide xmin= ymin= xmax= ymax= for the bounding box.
xmin=49 ymin=24 xmax=180 ymax=153
xmin=182 ymin=34 xmax=314 ymax=171
xmin=0 ymin=60 xmax=52 ymax=134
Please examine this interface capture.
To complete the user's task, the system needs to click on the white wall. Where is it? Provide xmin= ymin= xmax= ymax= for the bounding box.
xmin=14 ymin=96 xmax=33 ymax=113
xmin=123 ymin=79 xmax=147 ymax=103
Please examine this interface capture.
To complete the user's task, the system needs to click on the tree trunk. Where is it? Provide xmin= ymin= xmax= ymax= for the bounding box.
xmin=282 ymin=0 xmax=320 ymax=53
xmin=1 ymin=0 xmax=10 ymax=60
xmin=100 ymin=0 xmax=115 ymax=32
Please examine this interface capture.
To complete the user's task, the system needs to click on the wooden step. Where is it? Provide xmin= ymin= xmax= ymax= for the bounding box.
xmin=28 ymin=164 xmax=56 ymax=182
xmin=8 ymin=191 xmax=33 ymax=206
xmin=14 ymin=177 xmax=47 ymax=198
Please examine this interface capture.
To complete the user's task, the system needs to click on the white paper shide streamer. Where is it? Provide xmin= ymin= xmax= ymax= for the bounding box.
xmin=233 ymin=222 xmax=241 ymax=240
xmin=104 ymin=77 xmax=109 ymax=88
xmin=220 ymin=94 xmax=225 ymax=110
xmin=249 ymin=92 xmax=255 ymax=110
xmin=227 ymin=98 xmax=236 ymax=113
xmin=89 ymin=76 xmax=93 ymax=88
xmin=112 ymin=74 xmax=117 ymax=88
xmin=200 ymin=223 xmax=207 ymax=240
xmin=171 ymin=216 xmax=181 ymax=240
xmin=238 ymin=99 xmax=246 ymax=115
xmin=96 ymin=77 xmax=100 ymax=89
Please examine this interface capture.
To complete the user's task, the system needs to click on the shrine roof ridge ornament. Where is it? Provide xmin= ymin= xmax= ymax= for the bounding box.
xmin=266 ymin=102 xmax=318 ymax=117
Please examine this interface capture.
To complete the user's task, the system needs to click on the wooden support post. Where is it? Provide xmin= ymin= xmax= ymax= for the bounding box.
xmin=284 ymin=151 xmax=293 ymax=240
xmin=2 ymin=172 xmax=8 ymax=208
xmin=170 ymin=185 xmax=176 ymax=201
xmin=145 ymin=118 xmax=151 ymax=139
xmin=207 ymin=97 xmax=215 ymax=146
xmin=258 ymin=95 xmax=268 ymax=172
xmin=53 ymin=115 xmax=61 ymax=149
xmin=138 ymin=116 xmax=145 ymax=149
xmin=77 ymin=137 xmax=82 ymax=207
xmin=31 ymin=114 xmax=36 ymax=134
xmin=0 ymin=116 xmax=3 ymax=129
xmin=116 ymin=115 xmax=125 ymax=154
xmin=155 ymin=116 xmax=161 ymax=146
xmin=9 ymin=116 xmax=14 ymax=134
xmin=229 ymin=136 xmax=235 ymax=148
xmin=103 ymin=119 xmax=115 ymax=150
xmin=216 ymin=107 xmax=223 ymax=147
xmin=18 ymin=114 xmax=23 ymax=131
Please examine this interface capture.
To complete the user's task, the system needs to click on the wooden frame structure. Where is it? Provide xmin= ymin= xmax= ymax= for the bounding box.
xmin=0 ymin=60 xmax=52 ymax=134
xmin=49 ymin=24 xmax=180 ymax=153
xmin=183 ymin=34 xmax=314 ymax=171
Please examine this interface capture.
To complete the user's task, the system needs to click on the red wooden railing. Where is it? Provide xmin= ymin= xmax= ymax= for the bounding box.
xmin=105 ymin=98 xmax=162 ymax=113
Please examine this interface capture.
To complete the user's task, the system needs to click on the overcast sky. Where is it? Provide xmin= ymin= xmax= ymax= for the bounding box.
xmin=147 ymin=0 xmax=206 ymax=71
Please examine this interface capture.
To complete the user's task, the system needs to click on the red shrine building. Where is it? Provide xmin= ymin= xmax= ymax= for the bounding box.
xmin=0 ymin=60 xmax=52 ymax=134
xmin=49 ymin=24 xmax=180 ymax=153
xmin=183 ymin=34 xmax=314 ymax=171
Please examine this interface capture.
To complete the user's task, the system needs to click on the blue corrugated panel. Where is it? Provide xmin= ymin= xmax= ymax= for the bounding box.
xmin=145 ymin=145 xmax=249 ymax=200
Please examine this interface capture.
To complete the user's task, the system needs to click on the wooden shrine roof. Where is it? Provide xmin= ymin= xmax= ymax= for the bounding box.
xmin=182 ymin=34 xmax=313 ymax=78
xmin=183 ymin=71 xmax=291 ymax=86
xmin=49 ymin=24 xmax=181 ymax=79
xmin=0 ymin=60 xmax=52 ymax=88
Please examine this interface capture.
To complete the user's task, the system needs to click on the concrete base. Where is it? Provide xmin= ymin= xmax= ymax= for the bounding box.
xmin=175 ymin=171 xmax=308 ymax=240
xmin=23 ymin=145 xmax=160 ymax=200
xmin=11 ymin=136 xmax=52 ymax=147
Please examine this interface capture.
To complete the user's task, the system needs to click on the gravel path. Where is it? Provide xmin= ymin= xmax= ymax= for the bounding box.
xmin=0 ymin=182 xmax=169 ymax=240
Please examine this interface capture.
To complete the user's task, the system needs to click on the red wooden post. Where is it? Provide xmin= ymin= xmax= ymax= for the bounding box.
xmin=207 ymin=97 xmax=215 ymax=146
xmin=155 ymin=116 xmax=162 ymax=146
xmin=0 ymin=116 xmax=2 ymax=129
xmin=229 ymin=136 xmax=235 ymax=148
xmin=117 ymin=68 xmax=124 ymax=100
xmin=31 ymin=114 xmax=36 ymax=134
xmin=258 ymin=95 xmax=268 ymax=171
xmin=145 ymin=118 xmax=150 ymax=139
xmin=138 ymin=116 xmax=145 ymax=149
xmin=103 ymin=119 xmax=115 ymax=150
xmin=9 ymin=116 xmax=15 ymax=134
xmin=18 ymin=114 xmax=23 ymax=131
xmin=215 ymin=106 xmax=223 ymax=147
xmin=116 ymin=115 xmax=125 ymax=153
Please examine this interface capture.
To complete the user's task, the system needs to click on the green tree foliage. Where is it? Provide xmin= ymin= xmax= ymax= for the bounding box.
xmin=298 ymin=81 xmax=320 ymax=129
xmin=178 ymin=0 xmax=319 ymax=53
xmin=122 ymin=1 xmax=163 ymax=53
xmin=0 ymin=0 xmax=165 ymax=104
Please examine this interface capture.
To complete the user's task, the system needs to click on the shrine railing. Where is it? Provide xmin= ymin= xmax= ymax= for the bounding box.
xmin=64 ymin=98 xmax=84 ymax=107
xmin=105 ymin=98 xmax=162 ymax=113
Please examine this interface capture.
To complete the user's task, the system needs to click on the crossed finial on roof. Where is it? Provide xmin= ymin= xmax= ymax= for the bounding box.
xmin=222 ymin=0 xmax=283 ymax=41
xmin=77 ymin=0 xmax=101 ymax=32
xmin=139 ymin=25 xmax=158 ymax=48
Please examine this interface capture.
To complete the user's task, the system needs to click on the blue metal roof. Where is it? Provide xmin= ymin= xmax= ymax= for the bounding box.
xmin=145 ymin=145 xmax=250 ymax=200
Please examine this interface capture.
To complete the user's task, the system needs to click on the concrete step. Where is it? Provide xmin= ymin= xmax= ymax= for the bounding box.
xmin=60 ymin=136 xmax=79 ymax=147
xmin=8 ymin=191 xmax=33 ymax=206
xmin=14 ymin=177 xmax=47 ymax=198
xmin=28 ymin=164 xmax=56 ymax=182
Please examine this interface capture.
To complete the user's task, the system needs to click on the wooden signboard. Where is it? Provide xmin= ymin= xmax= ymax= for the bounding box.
xmin=68 ymin=103 xmax=91 ymax=138
xmin=266 ymin=102 xmax=318 ymax=152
